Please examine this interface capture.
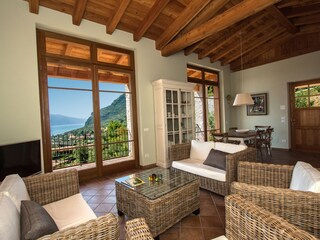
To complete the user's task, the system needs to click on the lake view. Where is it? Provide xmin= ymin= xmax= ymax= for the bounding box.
xmin=51 ymin=123 xmax=85 ymax=135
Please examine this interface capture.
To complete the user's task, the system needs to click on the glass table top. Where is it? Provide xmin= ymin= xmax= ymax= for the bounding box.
xmin=115 ymin=167 xmax=198 ymax=200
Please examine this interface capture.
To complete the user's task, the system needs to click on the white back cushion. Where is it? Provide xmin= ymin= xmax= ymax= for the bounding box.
xmin=290 ymin=161 xmax=320 ymax=193
xmin=0 ymin=193 xmax=20 ymax=240
xmin=0 ymin=174 xmax=30 ymax=212
xmin=44 ymin=193 xmax=96 ymax=230
xmin=214 ymin=142 xmax=247 ymax=154
xmin=190 ymin=140 xmax=215 ymax=161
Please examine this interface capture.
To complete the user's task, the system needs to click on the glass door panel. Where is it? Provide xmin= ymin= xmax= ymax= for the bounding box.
xmin=97 ymin=69 xmax=134 ymax=164
xmin=47 ymin=64 xmax=96 ymax=170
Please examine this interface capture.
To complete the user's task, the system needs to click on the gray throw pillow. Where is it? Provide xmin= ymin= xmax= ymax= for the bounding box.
xmin=203 ymin=149 xmax=228 ymax=170
xmin=20 ymin=200 xmax=58 ymax=240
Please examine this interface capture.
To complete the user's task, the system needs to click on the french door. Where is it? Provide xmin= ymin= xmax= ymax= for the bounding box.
xmin=289 ymin=79 xmax=320 ymax=152
xmin=37 ymin=30 xmax=139 ymax=179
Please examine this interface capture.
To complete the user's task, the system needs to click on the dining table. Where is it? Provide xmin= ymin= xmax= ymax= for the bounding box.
xmin=227 ymin=130 xmax=256 ymax=145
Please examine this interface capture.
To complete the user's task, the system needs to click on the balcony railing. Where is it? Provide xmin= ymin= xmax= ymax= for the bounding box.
xmin=51 ymin=129 xmax=132 ymax=170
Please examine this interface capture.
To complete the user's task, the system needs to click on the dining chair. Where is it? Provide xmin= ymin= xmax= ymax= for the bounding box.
xmin=211 ymin=130 xmax=241 ymax=145
xmin=264 ymin=127 xmax=274 ymax=155
xmin=244 ymin=130 xmax=265 ymax=159
xmin=255 ymin=125 xmax=271 ymax=131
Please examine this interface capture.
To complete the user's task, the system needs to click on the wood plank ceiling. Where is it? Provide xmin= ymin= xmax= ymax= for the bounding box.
xmin=25 ymin=0 xmax=320 ymax=71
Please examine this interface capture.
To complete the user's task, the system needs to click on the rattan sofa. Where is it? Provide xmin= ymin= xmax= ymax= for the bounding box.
xmin=22 ymin=169 xmax=120 ymax=240
xmin=231 ymin=161 xmax=320 ymax=238
xmin=168 ymin=143 xmax=257 ymax=196
xmin=124 ymin=195 xmax=317 ymax=240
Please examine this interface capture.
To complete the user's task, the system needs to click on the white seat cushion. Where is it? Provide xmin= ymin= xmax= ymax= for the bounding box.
xmin=0 ymin=193 xmax=20 ymax=240
xmin=214 ymin=142 xmax=247 ymax=154
xmin=290 ymin=161 xmax=320 ymax=193
xmin=43 ymin=193 xmax=96 ymax=230
xmin=212 ymin=236 xmax=228 ymax=240
xmin=0 ymin=174 xmax=30 ymax=212
xmin=190 ymin=140 xmax=215 ymax=161
xmin=172 ymin=158 xmax=226 ymax=182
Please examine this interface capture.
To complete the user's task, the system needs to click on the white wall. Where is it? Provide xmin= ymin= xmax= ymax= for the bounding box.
xmin=0 ymin=0 xmax=231 ymax=167
xmin=230 ymin=51 xmax=320 ymax=149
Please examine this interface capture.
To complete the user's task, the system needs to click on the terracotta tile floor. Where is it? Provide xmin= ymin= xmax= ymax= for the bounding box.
xmin=80 ymin=169 xmax=226 ymax=240
xmin=79 ymin=149 xmax=320 ymax=240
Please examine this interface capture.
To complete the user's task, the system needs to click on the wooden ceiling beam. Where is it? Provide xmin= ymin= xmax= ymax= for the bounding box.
xmin=161 ymin=0 xmax=281 ymax=57
xmin=156 ymin=0 xmax=211 ymax=50
xmin=184 ymin=41 xmax=205 ymax=56
xmin=179 ymin=0 xmax=231 ymax=37
xmin=222 ymin=28 xmax=285 ymax=65
xmin=210 ymin=19 xmax=275 ymax=63
xmin=28 ymin=0 xmax=39 ymax=14
xmin=299 ymin=23 xmax=320 ymax=34
xmin=72 ymin=0 xmax=88 ymax=26
xmin=199 ymin=13 xmax=267 ymax=59
xmin=133 ymin=0 xmax=170 ymax=42
xmin=266 ymin=6 xmax=299 ymax=33
xmin=231 ymin=32 xmax=293 ymax=70
xmin=107 ymin=0 xmax=131 ymax=34
xmin=283 ymin=3 xmax=320 ymax=18
xmin=293 ymin=15 xmax=320 ymax=26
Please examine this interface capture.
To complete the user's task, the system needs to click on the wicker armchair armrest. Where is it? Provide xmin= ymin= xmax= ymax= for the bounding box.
xmin=38 ymin=213 xmax=119 ymax=240
xmin=225 ymin=147 xmax=256 ymax=184
xmin=231 ymin=182 xmax=320 ymax=238
xmin=168 ymin=143 xmax=191 ymax=161
xmin=225 ymin=194 xmax=317 ymax=240
xmin=237 ymin=161 xmax=293 ymax=188
xmin=125 ymin=218 xmax=154 ymax=240
xmin=23 ymin=169 xmax=80 ymax=206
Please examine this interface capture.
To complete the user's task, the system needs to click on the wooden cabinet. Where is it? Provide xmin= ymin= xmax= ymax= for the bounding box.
xmin=153 ymin=79 xmax=195 ymax=168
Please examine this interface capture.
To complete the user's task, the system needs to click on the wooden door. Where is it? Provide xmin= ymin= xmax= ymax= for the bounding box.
xmin=289 ymin=79 xmax=320 ymax=152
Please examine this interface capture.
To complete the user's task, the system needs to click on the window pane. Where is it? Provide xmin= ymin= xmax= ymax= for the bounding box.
xmin=49 ymin=87 xmax=96 ymax=170
xmin=194 ymin=84 xmax=204 ymax=141
xmin=205 ymin=72 xmax=218 ymax=82
xmin=97 ymin=48 xmax=130 ymax=66
xmin=187 ymin=68 xmax=202 ymax=80
xmin=99 ymin=92 xmax=134 ymax=162
xmin=295 ymin=85 xmax=308 ymax=97
xmin=46 ymin=37 xmax=90 ymax=60
xmin=48 ymin=77 xmax=92 ymax=90
xmin=309 ymin=83 xmax=320 ymax=96
xmin=310 ymin=95 xmax=320 ymax=107
xmin=295 ymin=97 xmax=308 ymax=108
xmin=47 ymin=63 xmax=92 ymax=83
xmin=98 ymin=69 xmax=129 ymax=92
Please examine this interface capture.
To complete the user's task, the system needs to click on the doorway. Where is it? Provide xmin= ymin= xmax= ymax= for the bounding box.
xmin=289 ymin=79 xmax=320 ymax=152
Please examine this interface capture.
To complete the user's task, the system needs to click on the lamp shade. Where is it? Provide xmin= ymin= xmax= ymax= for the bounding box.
xmin=233 ymin=93 xmax=254 ymax=106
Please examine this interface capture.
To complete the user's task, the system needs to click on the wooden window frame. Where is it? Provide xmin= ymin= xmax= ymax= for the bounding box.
xmin=36 ymin=29 xmax=139 ymax=180
xmin=187 ymin=64 xmax=221 ymax=141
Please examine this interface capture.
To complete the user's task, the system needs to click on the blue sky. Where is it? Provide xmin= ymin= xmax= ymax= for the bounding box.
xmin=48 ymin=77 xmax=126 ymax=119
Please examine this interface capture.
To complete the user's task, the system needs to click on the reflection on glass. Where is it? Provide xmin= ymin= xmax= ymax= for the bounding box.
xmin=187 ymin=68 xmax=202 ymax=79
xmin=205 ymin=72 xmax=218 ymax=82
xmin=46 ymin=37 xmax=90 ymax=60
xmin=97 ymin=48 xmax=130 ymax=66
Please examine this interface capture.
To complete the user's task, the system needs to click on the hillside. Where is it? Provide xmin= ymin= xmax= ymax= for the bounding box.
xmin=50 ymin=114 xmax=85 ymax=126
xmin=84 ymin=93 xmax=127 ymax=129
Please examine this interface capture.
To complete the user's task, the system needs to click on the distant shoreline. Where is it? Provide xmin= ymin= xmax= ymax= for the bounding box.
xmin=51 ymin=123 xmax=85 ymax=135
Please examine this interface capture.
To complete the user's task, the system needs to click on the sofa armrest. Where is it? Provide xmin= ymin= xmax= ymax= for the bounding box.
xmin=225 ymin=147 xmax=256 ymax=184
xmin=231 ymin=182 xmax=320 ymax=238
xmin=23 ymin=169 xmax=79 ymax=206
xmin=38 ymin=213 xmax=119 ymax=240
xmin=225 ymin=194 xmax=317 ymax=240
xmin=125 ymin=218 xmax=154 ymax=240
xmin=237 ymin=161 xmax=293 ymax=188
xmin=168 ymin=143 xmax=191 ymax=162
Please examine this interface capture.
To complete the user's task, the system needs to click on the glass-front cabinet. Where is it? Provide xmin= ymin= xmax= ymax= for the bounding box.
xmin=153 ymin=79 xmax=195 ymax=168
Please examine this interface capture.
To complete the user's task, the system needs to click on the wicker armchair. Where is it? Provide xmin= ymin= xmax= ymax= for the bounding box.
xmin=225 ymin=194 xmax=317 ymax=240
xmin=23 ymin=170 xmax=120 ymax=240
xmin=125 ymin=218 xmax=153 ymax=240
xmin=168 ymin=143 xmax=257 ymax=196
xmin=231 ymin=161 xmax=320 ymax=238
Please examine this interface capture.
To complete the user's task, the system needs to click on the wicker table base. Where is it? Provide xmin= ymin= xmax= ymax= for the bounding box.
xmin=116 ymin=170 xmax=200 ymax=238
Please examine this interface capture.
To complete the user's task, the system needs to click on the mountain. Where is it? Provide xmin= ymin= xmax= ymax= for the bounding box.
xmin=84 ymin=93 xmax=126 ymax=128
xmin=50 ymin=114 xmax=85 ymax=126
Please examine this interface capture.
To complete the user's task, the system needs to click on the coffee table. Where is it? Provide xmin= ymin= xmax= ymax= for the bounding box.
xmin=115 ymin=167 xmax=200 ymax=238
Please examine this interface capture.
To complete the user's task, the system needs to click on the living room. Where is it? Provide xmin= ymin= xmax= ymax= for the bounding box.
xmin=1 ymin=0 xmax=320 ymax=239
